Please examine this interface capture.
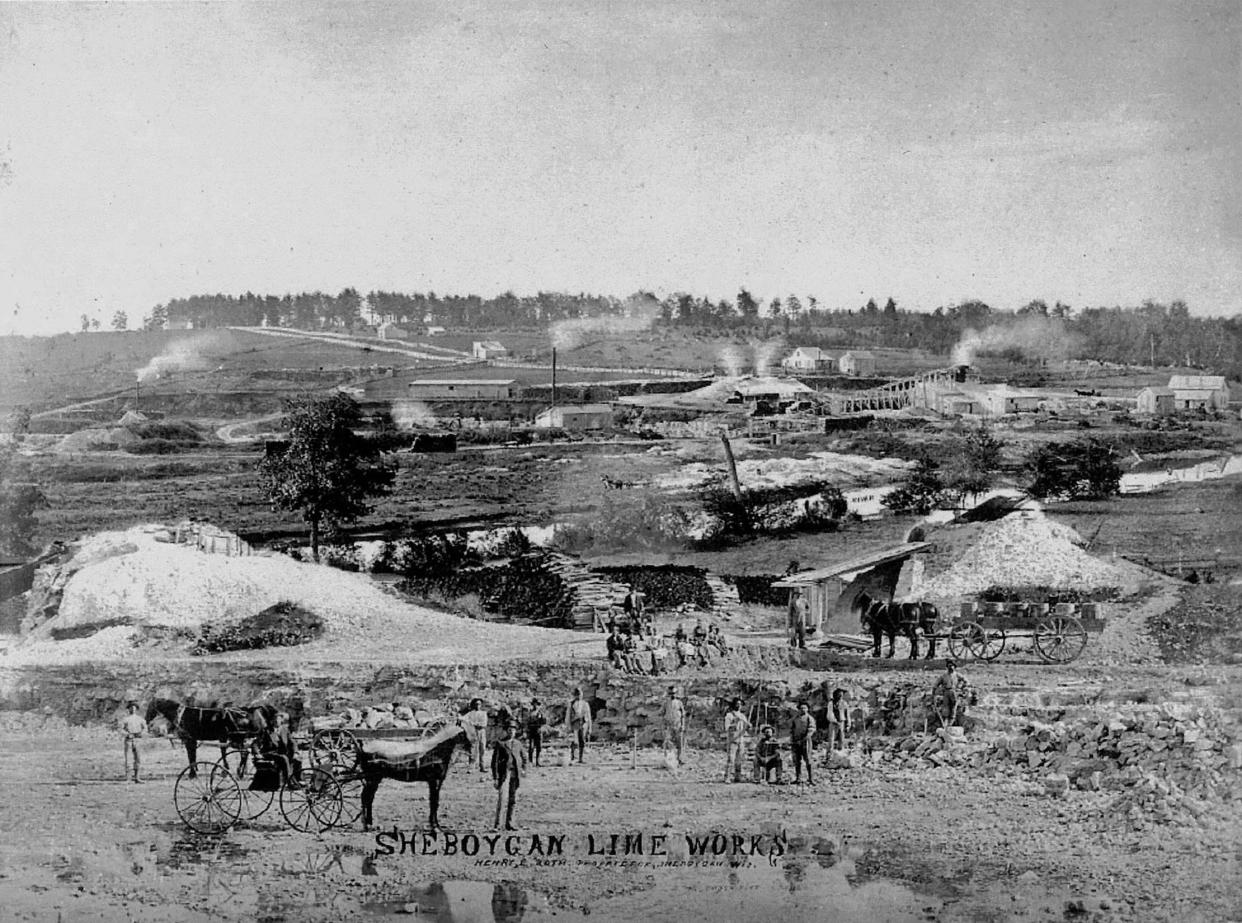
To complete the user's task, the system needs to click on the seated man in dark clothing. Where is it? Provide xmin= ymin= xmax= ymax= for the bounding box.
xmin=251 ymin=711 xmax=297 ymax=788
xmin=606 ymin=629 xmax=626 ymax=670
xmin=752 ymin=725 xmax=783 ymax=784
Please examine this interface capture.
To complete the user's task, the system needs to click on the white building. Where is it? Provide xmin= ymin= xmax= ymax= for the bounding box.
xmin=472 ymin=340 xmax=508 ymax=360
xmin=534 ymin=404 xmax=614 ymax=430
xmin=781 ymin=347 xmax=836 ymax=373
xmin=1167 ymin=375 xmax=1229 ymax=411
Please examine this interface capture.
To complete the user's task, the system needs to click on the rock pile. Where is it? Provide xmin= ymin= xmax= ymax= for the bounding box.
xmin=969 ymin=704 xmax=1238 ymax=830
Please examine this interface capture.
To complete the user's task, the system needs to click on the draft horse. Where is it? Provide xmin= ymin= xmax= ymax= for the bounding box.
xmin=146 ymin=698 xmax=278 ymax=778
xmin=357 ymin=721 xmax=472 ymax=831
xmin=858 ymin=593 xmax=941 ymax=660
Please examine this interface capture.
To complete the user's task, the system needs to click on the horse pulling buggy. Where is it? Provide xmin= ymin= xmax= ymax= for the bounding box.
xmin=163 ymin=703 xmax=467 ymax=835
xmin=944 ymin=601 xmax=1107 ymax=664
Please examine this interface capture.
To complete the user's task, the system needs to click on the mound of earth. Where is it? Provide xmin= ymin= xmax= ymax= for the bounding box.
xmin=911 ymin=510 xmax=1138 ymax=605
xmin=10 ymin=525 xmax=586 ymax=665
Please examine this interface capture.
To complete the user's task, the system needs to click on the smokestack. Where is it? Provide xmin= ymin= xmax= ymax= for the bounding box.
xmin=551 ymin=347 xmax=558 ymax=407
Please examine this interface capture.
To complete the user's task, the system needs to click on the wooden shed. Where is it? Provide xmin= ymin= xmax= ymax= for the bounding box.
xmin=773 ymin=542 xmax=930 ymax=641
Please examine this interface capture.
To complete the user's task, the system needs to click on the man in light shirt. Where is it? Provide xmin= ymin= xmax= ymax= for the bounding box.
xmin=464 ymin=698 xmax=490 ymax=771
xmin=566 ymin=688 xmax=592 ymax=764
xmin=723 ymin=698 xmax=750 ymax=783
xmin=120 ymin=701 xmax=147 ymax=784
xmin=662 ymin=686 xmax=687 ymax=766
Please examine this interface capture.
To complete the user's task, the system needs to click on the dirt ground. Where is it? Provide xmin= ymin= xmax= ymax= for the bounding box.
xmin=0 ymin=656 xmax=1238 ymax=923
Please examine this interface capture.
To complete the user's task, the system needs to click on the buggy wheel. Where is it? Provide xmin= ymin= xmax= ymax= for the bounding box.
xmin=947 ymin=622 xmax=983 ymax=661
xmin=1034 ymin=616 xmax=1088 ymax=663
xmin=311 ymin=729 xmax=359 ymax=772
xmin=175 ymin=762 xmax=242 ymax=834
xmin=333 ymin=776 xmax=365 ymax=828
xmin=239 ymin=784 xmax=276 ymax=821
xmin=280 ymin=767 xmax=343 ymax=833
xmin=973 ymin=628 xmax=1006 ymax=662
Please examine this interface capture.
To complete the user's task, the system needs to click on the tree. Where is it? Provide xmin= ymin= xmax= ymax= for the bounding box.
xmin=257 ymin=393 xmax=396 ymax=561
xmin=942 ymin=425 xmax=1004 ymax=504
xmin=737 ymin=289 xmax=760 ymax=320
xmin=1024 ymin=439 xmax=1120 ymax=500
xmin=883 ymin=456 xmax=946 ymax=515
xmin=90 ymin=317 xmax=100 ymax=330
xmin=883 ymin=297 xmax=897 ymax=316
xmin=143 ymin=304 xmax=168 ymax=331
xmin=111 ymin=311 xmax=128 ymax=331
xmin=863 ymin=298 xmax=879 ymax=315
xmin=0 ymin=482 xmax=46 ymax=557
xmin=80 ymin=314 xmax=91 ymax=333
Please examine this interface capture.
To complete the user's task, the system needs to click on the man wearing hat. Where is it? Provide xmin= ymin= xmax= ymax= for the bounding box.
xmin=662 ymin=687 xmax=687 ymax=767
xmin=932 ymin=660 xmax=971 ymax=730
xmin=120 ymin=701 xmax=148 ymax=783
xmin=523 ymin=698 xmax=546 ymax=767
xmin=491 ymin=714 xmax=524 ymax=830
xmin=752 ymin=724 xmax=783 ymax=784
xmin=723 ymin=698 xmax=750 ymax=783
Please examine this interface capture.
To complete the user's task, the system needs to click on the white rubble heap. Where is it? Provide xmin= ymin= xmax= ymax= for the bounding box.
xmin=9 ymin=524 xmax=583 ymax=664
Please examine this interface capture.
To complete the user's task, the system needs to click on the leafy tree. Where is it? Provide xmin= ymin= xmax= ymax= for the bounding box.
xmin=883 ymin=297 xmax=897 ymax=315
xmin=257 ymin=393 xmax=396 ymax=561
xmin=883 ymin=456 xmax=946 ymax=515
xmin=942 ymin=425 xmax=1004 ymax=503
xmin=0 ymin=482 xmax=46 ymax=557
xmin=111 ymin=311 xmax=128 ymax=331
xmin=863 ymin=298 xmax=879 ymax=314
xmin=90 ymin=317 xmax=100 ymax=330
xmin=1024 ymin=439 xmax=1120 ymax=500
xmin=143 ymin=304 xmax=168 ymax=331
xmin=737 ymin=288 xmax=760 ymax=320
xmin=79 ymin=314 xmax=91 ymax=333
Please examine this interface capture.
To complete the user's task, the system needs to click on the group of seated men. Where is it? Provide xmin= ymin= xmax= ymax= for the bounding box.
xmin=606 ymin=618 xmax=730 ymax=674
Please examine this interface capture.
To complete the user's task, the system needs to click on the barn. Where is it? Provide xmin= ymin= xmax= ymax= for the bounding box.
xmin=1136 ymin=386 xmax=1175 ymax=415
xmin=535 ymin=404 xmax=614 ymax=430
xmin=1167 ymin=375 xmax=1229 ymax=411
xmin=839 ymin=350 xmax=876 ymax=376
xmin=472 ymin=340 xmax=508 ymax=360
xmin=406 ymin=379 xmax=517 ymax=400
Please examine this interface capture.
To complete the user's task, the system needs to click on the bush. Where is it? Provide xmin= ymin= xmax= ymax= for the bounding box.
xmin=194 ymin=601 xmax=324 ymax=654
xmin=133 ymin=421 xmax=201 ymax=442
xmin=320 ymin=544 xmax=361 ymax=572
xmin=723 ymin=574 xmax=787 ymax=606
xmin=124 ymin=438 xmax=196 ymax=454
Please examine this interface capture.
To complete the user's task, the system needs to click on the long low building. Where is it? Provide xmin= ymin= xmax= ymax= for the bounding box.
xmin=405 ymin=379 xmax=517 ymax=400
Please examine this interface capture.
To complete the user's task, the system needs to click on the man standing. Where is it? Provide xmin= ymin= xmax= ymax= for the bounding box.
xmin=662 ymin=687 xmax=687 ymax=766
xmin=932 ymin=661 xmax=970 ymax=730
xmin=791 ymin=592 xmax=809 ymax=649
xmin=465 ymin=698 xmax=490 ymax=771
xmin=491 ymin=715 xmax=524 ymax=831
xmin=623 ymin=586 xmax=645 ymax=636
xmin=723 ymin=698 xmax=750 ymax=783
xmin=120 ymin=701 xmax=147 ymax=784
xmin=524 ymin=698 xmax=546 ymax=767
xmin=566 ymin=688 xmax=592 ymax=764
xmin=790 ymin=702 xmax=816 ymax=785
xmin=826 ymin=688 xmax=850 ymax=751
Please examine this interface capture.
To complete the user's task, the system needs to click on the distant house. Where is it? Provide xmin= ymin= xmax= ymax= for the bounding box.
xmin=839 ymin=350 xmax=876 ymax=376
xmin=472 ymin=340 xmax=508 ymax=360
xmin=1136 ymin=386 xmax=1175 ymax=415
xmin=535 ymin=404 xmax=614 ymax=430
xmin=981 ymin=387 xmax=1043 ymax=416
xmin=377 ymin=322 xmax=408 ymax=341
xmin=406 ymin=379 xmax=516 ymax=400
xmin=782 ymin=347 xmax=836 ymax=373
xmin=729 ymin=376 xmax=816 ymax=408
xmin=1167 ymin=375 xmax=1229 ymax=411
xmin=425 ymin=326 xmax=447 ymax=336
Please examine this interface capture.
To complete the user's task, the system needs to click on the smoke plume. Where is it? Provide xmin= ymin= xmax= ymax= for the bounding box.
xmin=549 ymin=293 xmax=661 ymax=351
xmin=718 ymin=345 xmax=745 ymax=377
xmin=752 ymin=338 xmax=785 ymax=377
xmin=951 ymin=317 xmax=1079 ymax=367
xmin=135 ymin=335 xmax=221 ymax=383
xmin=389 ymin=399 xmax=437 ymax=429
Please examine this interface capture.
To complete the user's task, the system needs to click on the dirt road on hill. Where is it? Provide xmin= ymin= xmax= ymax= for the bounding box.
xmin=0 ymin=691 xmax=1237 ymax=923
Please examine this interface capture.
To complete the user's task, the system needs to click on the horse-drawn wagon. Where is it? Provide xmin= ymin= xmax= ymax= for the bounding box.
xmin=167 ymin=705 xmax=470 ymax=835
xmin=945 ymin=600 xmax=1106 ymax=664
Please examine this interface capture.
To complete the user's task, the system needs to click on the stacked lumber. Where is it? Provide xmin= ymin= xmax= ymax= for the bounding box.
xmin=540 ymin=553 xmax=630 ymax=629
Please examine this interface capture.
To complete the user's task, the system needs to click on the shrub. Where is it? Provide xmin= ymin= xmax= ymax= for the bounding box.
xmin=194 ymin=601 xmax=324 ymax=654
xmin=133 ymin=421 xmax=201 ymax=442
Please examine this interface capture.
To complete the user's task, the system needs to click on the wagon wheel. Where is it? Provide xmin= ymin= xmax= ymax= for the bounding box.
xmin=947 ymin=622 xmax=984 ymax=661
xmin=974 ymin=627 xmax=1007 ymax=661
xmin=280 ymin=767 xmax=343 ymax=833
xmin=332 ymin=775 xmax=365 ymax=829
xmin=214 ymin=751 xmax=274 ymax=821
xmin=1034 ymin=615 xmax=1088 ymax=664
xmin=174 ymin=762 xmax=242 ymax=834
xmin=310 ymin=729 xmax=359 ymax=772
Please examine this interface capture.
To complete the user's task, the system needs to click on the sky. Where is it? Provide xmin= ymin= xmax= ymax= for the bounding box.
xmin=0 ymin=0 xmax=1239 ymax=335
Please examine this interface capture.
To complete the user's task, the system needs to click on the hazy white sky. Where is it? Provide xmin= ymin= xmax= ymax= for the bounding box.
xmin=1 ymin=1 xmax=1238 ymax=334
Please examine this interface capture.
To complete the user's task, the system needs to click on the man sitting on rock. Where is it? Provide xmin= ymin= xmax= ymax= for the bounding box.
xmin=752 ymin=725 xmax=783 ymax=784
